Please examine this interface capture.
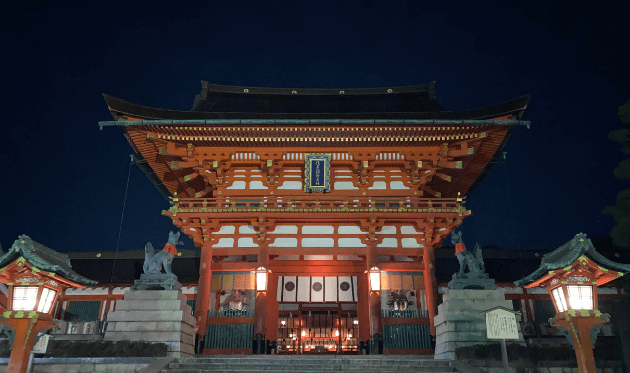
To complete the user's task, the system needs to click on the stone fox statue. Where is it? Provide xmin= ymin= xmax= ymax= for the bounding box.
xmin=143 ymin=231 xmax=182 ymax=275
xmin=451 ymin=231 xmax=485 ymax=278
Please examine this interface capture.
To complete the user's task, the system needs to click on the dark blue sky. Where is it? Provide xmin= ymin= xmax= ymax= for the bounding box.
xmin=2 ymin=1 xmax=628 ymax=255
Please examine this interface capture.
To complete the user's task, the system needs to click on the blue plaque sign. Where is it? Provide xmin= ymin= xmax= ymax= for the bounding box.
xmin=304 ymin=154 xmax=331 ymax=193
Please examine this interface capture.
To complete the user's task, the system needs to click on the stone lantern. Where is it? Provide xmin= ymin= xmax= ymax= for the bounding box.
xmin=514 ymin=233 xmax=630 ymax=373
xmin=0 ymin=235 xmax=97 ymax=373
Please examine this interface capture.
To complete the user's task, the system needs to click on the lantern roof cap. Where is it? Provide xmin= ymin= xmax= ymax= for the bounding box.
xmin=514 ymin=233 xmax=630 ymax=287
xmin=0 ymin=235 xmax=98 ymax=286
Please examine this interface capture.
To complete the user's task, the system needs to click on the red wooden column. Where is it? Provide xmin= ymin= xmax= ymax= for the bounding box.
xmin=253 ymin=243 xmax=269 ymax=353
xmin=423 ymin=245 xmax=438 ymax=338
xmin=265 ymin=272 xmax=280 ymax=349
xmin=366 ymin=244 xmax=382 ymax=353
xmin=0 ymin=313 xmax=56 ymax=373
xmin=194 ymin=244 xmax=213 ymax=340
xmin=357 ymin=273 xmax=370 ymax=344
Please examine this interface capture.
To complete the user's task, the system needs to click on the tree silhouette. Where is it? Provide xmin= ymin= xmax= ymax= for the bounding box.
xmin=604 ymin=99 xmax=630 ymax=248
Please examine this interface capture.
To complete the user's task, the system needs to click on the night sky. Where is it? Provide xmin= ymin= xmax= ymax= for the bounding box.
xmin=2 ymin=1 xmax=628 ymax=257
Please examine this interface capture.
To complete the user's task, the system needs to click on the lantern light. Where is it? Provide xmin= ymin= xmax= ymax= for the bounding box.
xmin=256 ymin=266 xmax=268 ymax=292
xmin=353 ymin=319 xmax=359 ymax=325
xmin=301 ymin=329 xmax=306 ymax=337
xmin=567 ymin=285 xmax=593 ymax=310
xmin=369 ymin=266 xmax=381 ymax=292
xmin=335 ymin=329 xmax=339 ymax=337
xmin=281 ymin=320 xmax=286 ymax=326
xmin=551 ymin=287 xmax=568 ymax=313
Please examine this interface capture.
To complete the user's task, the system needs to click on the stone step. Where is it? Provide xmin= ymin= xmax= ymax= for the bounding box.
xmin=160 ymin=367 xmax=454 ymax=373
xmin=175 ymin=358 xmax=448 ymax=366
xmin=167 ymin=362 xmax=454 ymax=371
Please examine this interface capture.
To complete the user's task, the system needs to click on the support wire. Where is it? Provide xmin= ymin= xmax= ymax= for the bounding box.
xmin=110 ymin=155 xmax=134 ymax=285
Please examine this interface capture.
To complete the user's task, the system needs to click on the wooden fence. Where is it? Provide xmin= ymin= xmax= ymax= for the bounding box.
xmin=382 ymin=324 xmax=432 ymax=350
xmin=205 ymin=324 xmax=253 ymax=350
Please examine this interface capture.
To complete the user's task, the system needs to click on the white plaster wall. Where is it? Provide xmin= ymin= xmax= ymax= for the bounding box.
xmin=368 ymin=181 xmax=387 ymax=189
xmin=377 ymin=238 xmax=398 ymax=247
xmin=270 ymin=238 xmax=298 ymax=247
xmin=227 ymin=180 xmax=246 ymax=189
xmin=334 ymin=181 xmax=358 ymax=190
xmin=338 ymin=238 xmax=366 ymax=247
xmin=213 ymin=238 xmax=234 ymax=247
xmin=249 ymin=180 xmax=268 ymax=189
xmin=401 ymin=238 xmax=422 ymax=248
xmin=269 ymin=225 xmax=298 ymax=234
xmin=302 ymin=226 xmax=334 ymax=234
xmin=338 ymin=226 xmax=366 ymax=234
xmin=213 ymin=226 xmax=235 ymax=234
xmin=378 ymin=226 xmax=397 ymax=234
xmin=239 ymin=225 xmax=256 ymax=234
xmin=238 ymin=237 xmax=258 ymax=247
xmin=278 ymin=181 xmax=302 ymax=189
xmin=302 ymin=238 xmax=334 ymax=247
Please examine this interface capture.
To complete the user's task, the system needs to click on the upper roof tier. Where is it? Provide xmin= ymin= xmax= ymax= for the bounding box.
xmin=103 ymin=81 xmax=530 ymax=121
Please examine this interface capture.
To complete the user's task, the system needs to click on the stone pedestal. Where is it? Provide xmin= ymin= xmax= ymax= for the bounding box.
xmin=103 ymin=290 xmax=195 ymax=357
xmin=434 ymin=277 xmax=524 ymax=360
xmin=131 ymin=273 xmax=182 ymax=291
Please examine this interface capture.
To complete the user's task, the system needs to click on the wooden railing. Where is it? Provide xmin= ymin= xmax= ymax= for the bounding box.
xmin=207 ymin=309 xmax=254 ymax=318
xmin=170 ymin=196 xmax=464 ymax=213
xmin=381 ymin=309 xmax=429 ymax=319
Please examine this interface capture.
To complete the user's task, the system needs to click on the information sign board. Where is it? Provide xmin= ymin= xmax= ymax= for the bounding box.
xmin=32 ymin=334 xmax=50 ymax=354
xmin=485 ymin=308 xmax=520 ymax=340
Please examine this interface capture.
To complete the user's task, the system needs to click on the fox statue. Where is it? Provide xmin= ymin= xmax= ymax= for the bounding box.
xmin=451 ymin=231 xmax=485 ymax=278
xmin=143 ymin=231 xmax=182 ymax=275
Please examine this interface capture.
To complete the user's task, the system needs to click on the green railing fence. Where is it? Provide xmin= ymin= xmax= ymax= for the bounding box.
xmin=205 ymin=324 xmax=253 ymax=349
xmin=382 ymin=324 xmax=432 ymax=350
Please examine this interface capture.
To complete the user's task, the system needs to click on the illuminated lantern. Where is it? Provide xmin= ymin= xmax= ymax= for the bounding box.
xmin=0 ymin=235 xmax=97 ymax=373
xmin=256 ymin=266 xmax=268 ymax=292
xmin=368 ymin=266 xmax=381 ymax=292
xmin=515 ymin=233 xmax=630 ymax=373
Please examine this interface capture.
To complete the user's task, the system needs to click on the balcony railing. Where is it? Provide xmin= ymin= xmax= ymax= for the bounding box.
xmin=169 ymin=196 xmax=465 ymax=214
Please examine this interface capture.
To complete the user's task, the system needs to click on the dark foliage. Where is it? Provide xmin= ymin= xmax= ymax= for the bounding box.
xmin=0 ymin=339 xmax=167 ymax=358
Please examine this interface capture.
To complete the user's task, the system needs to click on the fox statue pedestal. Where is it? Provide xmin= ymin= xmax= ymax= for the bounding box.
xmin=103 ymin=290 xmax=195 ymax=357
xmin=434 ymin=232 xmax=524 ymax=360
xmin=104 ymin=231 xmax=194 ymax=357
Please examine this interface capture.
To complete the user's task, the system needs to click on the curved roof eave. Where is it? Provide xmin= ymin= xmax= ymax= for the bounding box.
xmin=103 ymin=93 xmax=531 ymax=122
xmin=514 ymin=233 xmax=630 ymax=287
xmin=0 ymin=235 xmax=98 ymax=287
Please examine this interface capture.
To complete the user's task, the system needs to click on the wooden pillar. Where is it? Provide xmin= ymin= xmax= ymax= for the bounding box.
xmin=366 ymin=244 xmax=381 ymax=353
xmin=423 ymin=245 xmax=438 ymax=338
xmin=194 ymin=244 xmax=212 ymax=339
xmin=265 ymin=272 xmax=280 ymax=345
xmin=552 ymin=316 xmax=606 ymax=373
xmin=253 ymin=243 xmax=269 ymax=353
xmin=357 ymin=273 xmax=370 ymax=343
xmin=0 ymin=313 xmax=56 ymax=373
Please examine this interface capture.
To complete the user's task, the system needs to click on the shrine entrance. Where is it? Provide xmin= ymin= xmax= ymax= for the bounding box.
xmin=277 ymin=308 xmax=359 ymax=354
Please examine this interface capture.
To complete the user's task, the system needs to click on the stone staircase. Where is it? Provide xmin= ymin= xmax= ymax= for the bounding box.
xmin=159 ymin=355 xmax=459 ymax=373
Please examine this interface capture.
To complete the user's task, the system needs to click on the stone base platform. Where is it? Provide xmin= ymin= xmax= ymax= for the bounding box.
xmin=103 ymin=290 xmax=195 ymax=357
xmin=434 ymin=286 xmax=525 ymax=360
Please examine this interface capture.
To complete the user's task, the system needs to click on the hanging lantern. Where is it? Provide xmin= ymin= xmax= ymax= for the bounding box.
xmin=369 ymin=266 xmax=381 ymax=292
xmin=256 ymin=266 xmax=268 ymax=292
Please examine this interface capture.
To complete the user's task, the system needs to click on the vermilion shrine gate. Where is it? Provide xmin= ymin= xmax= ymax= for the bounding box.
xmin=101 ymin=82 xmax=530 ymax=354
